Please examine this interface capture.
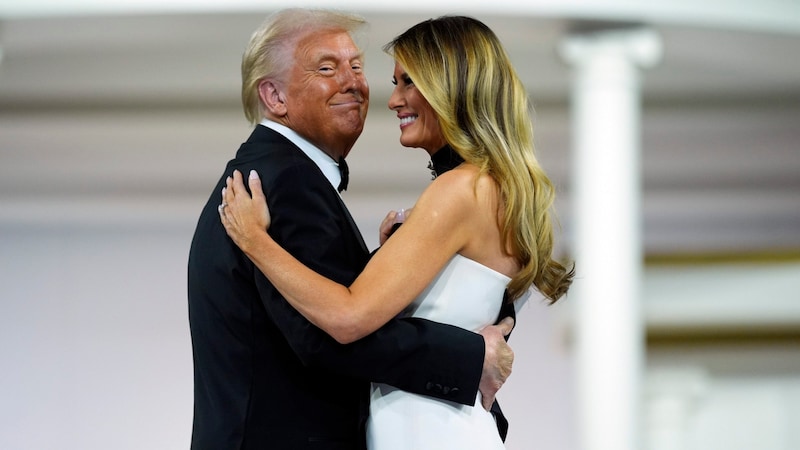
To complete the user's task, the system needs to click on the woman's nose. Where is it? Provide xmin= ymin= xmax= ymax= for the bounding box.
xmin=388 ymin=86 xmax=404 ymax=110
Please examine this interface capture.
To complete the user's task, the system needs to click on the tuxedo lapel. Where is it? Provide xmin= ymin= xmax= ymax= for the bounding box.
xmin=248 ymin=125 xmax=369 ymax=256
xmin=334 ymin=193 xmax=369 ymax=255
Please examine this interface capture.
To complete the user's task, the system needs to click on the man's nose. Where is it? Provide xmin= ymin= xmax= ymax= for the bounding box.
xmin=339 ymin=67 xmax=363 ymax=92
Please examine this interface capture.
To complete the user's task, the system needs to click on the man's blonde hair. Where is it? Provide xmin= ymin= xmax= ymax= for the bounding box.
xmin=241 ymin=9 xmax=367 ymax=124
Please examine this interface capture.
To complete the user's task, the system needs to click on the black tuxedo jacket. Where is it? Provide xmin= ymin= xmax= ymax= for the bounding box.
xmin=188 ymin=125 xmax=487 ymax=449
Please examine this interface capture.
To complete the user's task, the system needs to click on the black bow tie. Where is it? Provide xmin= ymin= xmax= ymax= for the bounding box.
xmin=337 ymin=156 xmax=349 ymax=192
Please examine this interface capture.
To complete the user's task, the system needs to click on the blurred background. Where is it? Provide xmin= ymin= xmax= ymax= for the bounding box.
xmin=1 ymin=1 xmax=798 ymax=449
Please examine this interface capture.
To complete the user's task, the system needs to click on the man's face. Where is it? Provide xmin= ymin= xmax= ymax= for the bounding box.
xmin=282 ymin=30 xmax=369 ymax=159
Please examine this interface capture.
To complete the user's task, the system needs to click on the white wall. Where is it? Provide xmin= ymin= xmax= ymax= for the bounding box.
xmin=0 ymin=224 xmax=194 ymax=449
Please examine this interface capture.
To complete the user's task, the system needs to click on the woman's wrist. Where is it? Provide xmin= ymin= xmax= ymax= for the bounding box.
xmin=243 ymin=227 xmax=272 ymax=256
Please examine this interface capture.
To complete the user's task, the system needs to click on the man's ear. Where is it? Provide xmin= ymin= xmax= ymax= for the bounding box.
xmin=258 ymin=79 xmax=288 ymax=117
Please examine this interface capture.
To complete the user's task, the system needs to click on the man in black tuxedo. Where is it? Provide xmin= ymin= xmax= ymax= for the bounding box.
xmin=187 ymin=9 xmax=514 ymax=449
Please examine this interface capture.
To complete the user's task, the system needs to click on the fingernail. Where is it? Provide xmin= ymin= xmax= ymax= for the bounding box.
xmin=249 ymin=170 xmax=258 ymax=179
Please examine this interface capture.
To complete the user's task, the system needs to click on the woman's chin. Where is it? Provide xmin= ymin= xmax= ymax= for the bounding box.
xmin=398 ymin=137 xmax=417 ymax=149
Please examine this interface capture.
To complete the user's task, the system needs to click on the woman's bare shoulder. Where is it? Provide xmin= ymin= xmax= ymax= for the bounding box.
xmin=413 ymin=164 xmax=499 ymax=228
xmin=421 ymin=164 xmax=477 ymax=202
xmin=430 ymin=164 xmax=498 ymax=197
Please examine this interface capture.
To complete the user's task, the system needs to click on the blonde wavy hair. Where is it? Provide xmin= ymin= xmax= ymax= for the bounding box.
xmin=384 ymin=16 xmax=573 ymax=303
xmin=240 ymin=9 xmax=367 ymax=125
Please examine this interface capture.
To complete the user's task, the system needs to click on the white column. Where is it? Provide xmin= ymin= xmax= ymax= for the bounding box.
xmin=559 ymin=27 xmax=661 ymax=450
xmin=644 ymin=367 xmax=709 ymax=450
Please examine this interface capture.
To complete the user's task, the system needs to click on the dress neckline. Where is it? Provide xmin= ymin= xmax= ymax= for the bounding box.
xmin=428 ymin=144 xmax=464 ymax=179
xmin=451 ymin=254 xmax=512 ymax=282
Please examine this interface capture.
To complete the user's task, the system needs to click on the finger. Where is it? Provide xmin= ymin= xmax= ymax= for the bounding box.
xmin=219 ymin=183 xmax=227 ymax=214
xmin=382 ymin=210 xmax=396 ymax=226
xmin=497 ymin=316 xmax=515 ymax=336
xmin=379 ymin=211 xmax=396 ymax=231
xmin=232 ymin=169 xmax=246 ymax=197
xmin=248 ymin=170 xmax=265 ymax=203
xmin=224 ymin=176 xmax=234 ymax=204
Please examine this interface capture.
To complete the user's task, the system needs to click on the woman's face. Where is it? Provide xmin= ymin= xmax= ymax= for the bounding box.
xmin=387 ymin=62 xmax=446 ymax=154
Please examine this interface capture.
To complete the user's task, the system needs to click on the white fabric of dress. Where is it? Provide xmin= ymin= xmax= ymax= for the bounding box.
xmin=366 ymin=254 xmax=509 ymax=450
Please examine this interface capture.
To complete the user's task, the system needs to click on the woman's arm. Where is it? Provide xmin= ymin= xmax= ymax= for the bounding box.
xmin=219 ymin=169 xmax=475 ymax=343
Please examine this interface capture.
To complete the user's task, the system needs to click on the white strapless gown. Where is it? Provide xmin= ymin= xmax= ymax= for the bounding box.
xmin=366 ymin=254 xmax=509 ymax=450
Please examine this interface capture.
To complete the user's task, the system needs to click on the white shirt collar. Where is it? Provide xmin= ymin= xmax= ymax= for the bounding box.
xmin=259 ymin=119 xmax=341 ymax=190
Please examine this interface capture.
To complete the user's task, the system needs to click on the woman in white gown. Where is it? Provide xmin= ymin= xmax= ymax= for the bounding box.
xmin=219 ymin=15 xmax=573 ymax=449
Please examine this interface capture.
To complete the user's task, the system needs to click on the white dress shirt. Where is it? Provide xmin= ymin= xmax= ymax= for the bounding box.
xmin=260 ymin=119 xmax=342 ymax=191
